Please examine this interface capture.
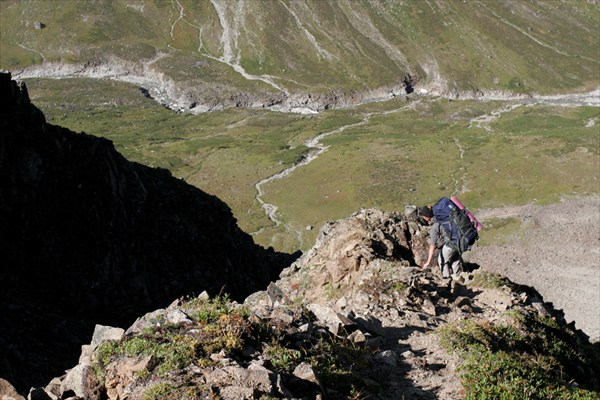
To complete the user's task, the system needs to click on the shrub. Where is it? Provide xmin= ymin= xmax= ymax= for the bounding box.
xmin=468 ymin=271 xmax=514 ymax=289
xmin=437 ymin=316 xmax=600 ymax=399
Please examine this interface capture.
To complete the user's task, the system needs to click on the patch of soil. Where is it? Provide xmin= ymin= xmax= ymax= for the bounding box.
xmin=465 ymin=195 xmax=600 ymax=341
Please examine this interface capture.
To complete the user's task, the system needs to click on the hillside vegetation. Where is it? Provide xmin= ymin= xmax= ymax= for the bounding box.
xmin=1 ymin=0 xmax=599 ymax=251
xmin=22 ymin=77 xmax=600 ymax=251
xmin=2 ymin=0 xmax=599 ymax=104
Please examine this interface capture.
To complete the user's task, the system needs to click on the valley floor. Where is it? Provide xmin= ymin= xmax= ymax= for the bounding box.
xmin=466 ymin=194 xmax=600 ymax=341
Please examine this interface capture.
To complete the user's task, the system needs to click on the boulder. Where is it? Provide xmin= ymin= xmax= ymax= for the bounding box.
xmin=0 ymin=378 xmax=26 ymax=400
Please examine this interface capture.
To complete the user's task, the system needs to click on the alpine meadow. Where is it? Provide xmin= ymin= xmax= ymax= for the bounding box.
xmin=2 ymin=0 xmax=598 ymax=252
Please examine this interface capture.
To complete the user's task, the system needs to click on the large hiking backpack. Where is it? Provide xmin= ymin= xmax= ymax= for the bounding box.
xmin=432 ymin=197 xmax=480 ymax=253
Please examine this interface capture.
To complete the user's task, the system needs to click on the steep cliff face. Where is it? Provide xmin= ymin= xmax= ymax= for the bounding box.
xmin=0 ymin=73 xmax=297 ymax=391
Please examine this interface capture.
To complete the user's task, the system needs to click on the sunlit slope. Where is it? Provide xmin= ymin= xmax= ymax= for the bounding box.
xmin=26 ymin=78 xmax=600 ymax=251
xmin=2 ymin=0 xmax=598 ymax=99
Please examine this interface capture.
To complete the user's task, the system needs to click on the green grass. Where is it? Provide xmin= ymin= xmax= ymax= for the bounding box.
xmin=94 ymin=295 xmax=250 ymax=385
xmin=24 ymin=77 xmax=600 ymax=252
xmin=437 ymin=315 xmax=600 ymax=399
xmin=475 ymin=217 xmax=524 ymax=246
xmin=91 ymin=294 xmax=384 ymax=398
xmin=468 ymin=271 xmax=515 ymax=290
xmin=3 ymin=0 xmax=599 ymax=252
xmin=1 ymin=0 xmax=598 ymax=94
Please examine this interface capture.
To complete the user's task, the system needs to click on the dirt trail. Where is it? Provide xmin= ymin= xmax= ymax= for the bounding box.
xmin=465 ymin=195 xmax=600 ymax=341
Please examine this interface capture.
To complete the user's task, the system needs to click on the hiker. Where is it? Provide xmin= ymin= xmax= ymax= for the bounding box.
xmin=418 ymin=205 xmax=463 ymax=278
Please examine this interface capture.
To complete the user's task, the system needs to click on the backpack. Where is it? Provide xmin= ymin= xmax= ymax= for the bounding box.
xmin=431 ymin=197 xmax=480 ymax=253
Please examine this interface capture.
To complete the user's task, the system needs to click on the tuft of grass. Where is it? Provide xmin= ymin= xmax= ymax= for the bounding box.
xmin=261 ymin=326 xmax=375 ymax=396
xmin=323 ymin=282 xmax=342 ymax=301
xmin=111 ymin=326 xmax=201 ymax=376
xmin=94 ymin=295 xmax=252 ymax=381
xmin=307 ymin=338 xmax=373 ymax=394
xmin=264 ymin=342 xmax=303 ymax=372
xmin=438 ymin=320 xmax=493 ymax=353
xmin=361 ymin=274 xmax=409 ymax=301
xmin=182 ymin=293 xmax=248 ymax=323
xmin=475 ymin=216 xmax=522 ymax=246
xmin=437 ymin=314 xmax=600 ymax=399
xmin=468 ymin=271 xmax=515 ymax=290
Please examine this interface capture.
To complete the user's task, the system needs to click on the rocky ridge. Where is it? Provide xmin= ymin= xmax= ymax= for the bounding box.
xmin=14 ymin=208 xmax=599 ymax=399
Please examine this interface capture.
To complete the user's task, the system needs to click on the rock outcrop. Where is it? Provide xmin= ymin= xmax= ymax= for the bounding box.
xmin=30 ymin=208 xmax=599 ymax=399
xmin=0 ymin=73 xmax=298 ymax=391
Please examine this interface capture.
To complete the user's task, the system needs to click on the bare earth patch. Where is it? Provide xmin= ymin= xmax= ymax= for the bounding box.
xmin=465 ymin=195 xmax=600 ymax=341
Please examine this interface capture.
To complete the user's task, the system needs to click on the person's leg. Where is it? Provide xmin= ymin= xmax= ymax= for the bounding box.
xmin=440 ymin=245 xmax=454 ymax=278
xmin=451 ymin=254 xmax=463 ymax=276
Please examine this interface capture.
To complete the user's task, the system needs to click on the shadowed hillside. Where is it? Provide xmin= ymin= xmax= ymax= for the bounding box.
xmin=0 ymin=72 xmax=298 ymax=391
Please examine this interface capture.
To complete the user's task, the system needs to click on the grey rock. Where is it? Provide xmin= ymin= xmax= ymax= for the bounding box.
xmin=166 ymin=308 xmax=192 ymax=324
xmin=43 ymin=378 xmax=62 ymax=400
xmin=421 ymin=298 xmax=437 ymax=316
xmin=347 ymin=330 xmax=367 ymax=343
xmin=206 ymin=365 xmax=277 ymax=396
xmin=401 ymin=350 xmax=415 ymax=359
xmin=62 ymin=364 xmax=100 ymax=400
xmin=307 ymin=303 xmax=350 ymax=336
xmin=454 ymin=296 xmax=471 ymax=307
xmin=0 ymin=378 xmax=26 ymax=400
xmin=374 ymin=350 xmax=397 ymax=367
xmin=217 ymin=386 xmax=254 ymax=400
xmin=91 ymin=325 xmax=124 ymax=348
xmin=125 ymin=308 xmax=167 ymax=335
xmin=293 ymin=362 xmax=321 ymax=386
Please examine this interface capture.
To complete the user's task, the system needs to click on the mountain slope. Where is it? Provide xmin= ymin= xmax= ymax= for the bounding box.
xmin=0 ymin=72 xmax=297 ymax=391
xmin=25 ymin=208 xmax=600 ymax=399
xmin=2 ymin=0 xmax=598 ymax=112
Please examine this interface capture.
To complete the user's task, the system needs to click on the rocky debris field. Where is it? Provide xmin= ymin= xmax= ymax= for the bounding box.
xmin=9 ymin=208 xmax=598 ymax=400
xmin=467 ymin=195 xmax=600 ymax=342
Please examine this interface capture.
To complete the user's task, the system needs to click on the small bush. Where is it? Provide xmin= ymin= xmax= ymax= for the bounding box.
xmin=264 ymin=342 xmax=303 ymax=372
xmin=437 ymin=316 xmax=600 ymax=399
xmin=438 ymin=319 xmax=493 ymax=353
xmin=469 ymin=271 xmax=513 ymax=289
xmin=183 ymin=294 xmax=249 ymax=323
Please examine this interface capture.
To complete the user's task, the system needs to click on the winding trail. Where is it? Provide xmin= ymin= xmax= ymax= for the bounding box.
xmin=468 ymin=104 xmax=522 ymax=132
xmin=481 ymin=3 xmax=597 ymax=63
xmin=253 ymin=119 xmax=369 ymax=231
xmin=169 ymin=0 xmax=185 ymax=40
xmin=450 ymin=137 xmax=468 ymax=196
xmin=252 ymin=102 xmax=420 ymax=237
xmin=16 ymin=43 xmax=45 ymax=62
xmin=250 ymin=87 xmax=598 ymax=234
